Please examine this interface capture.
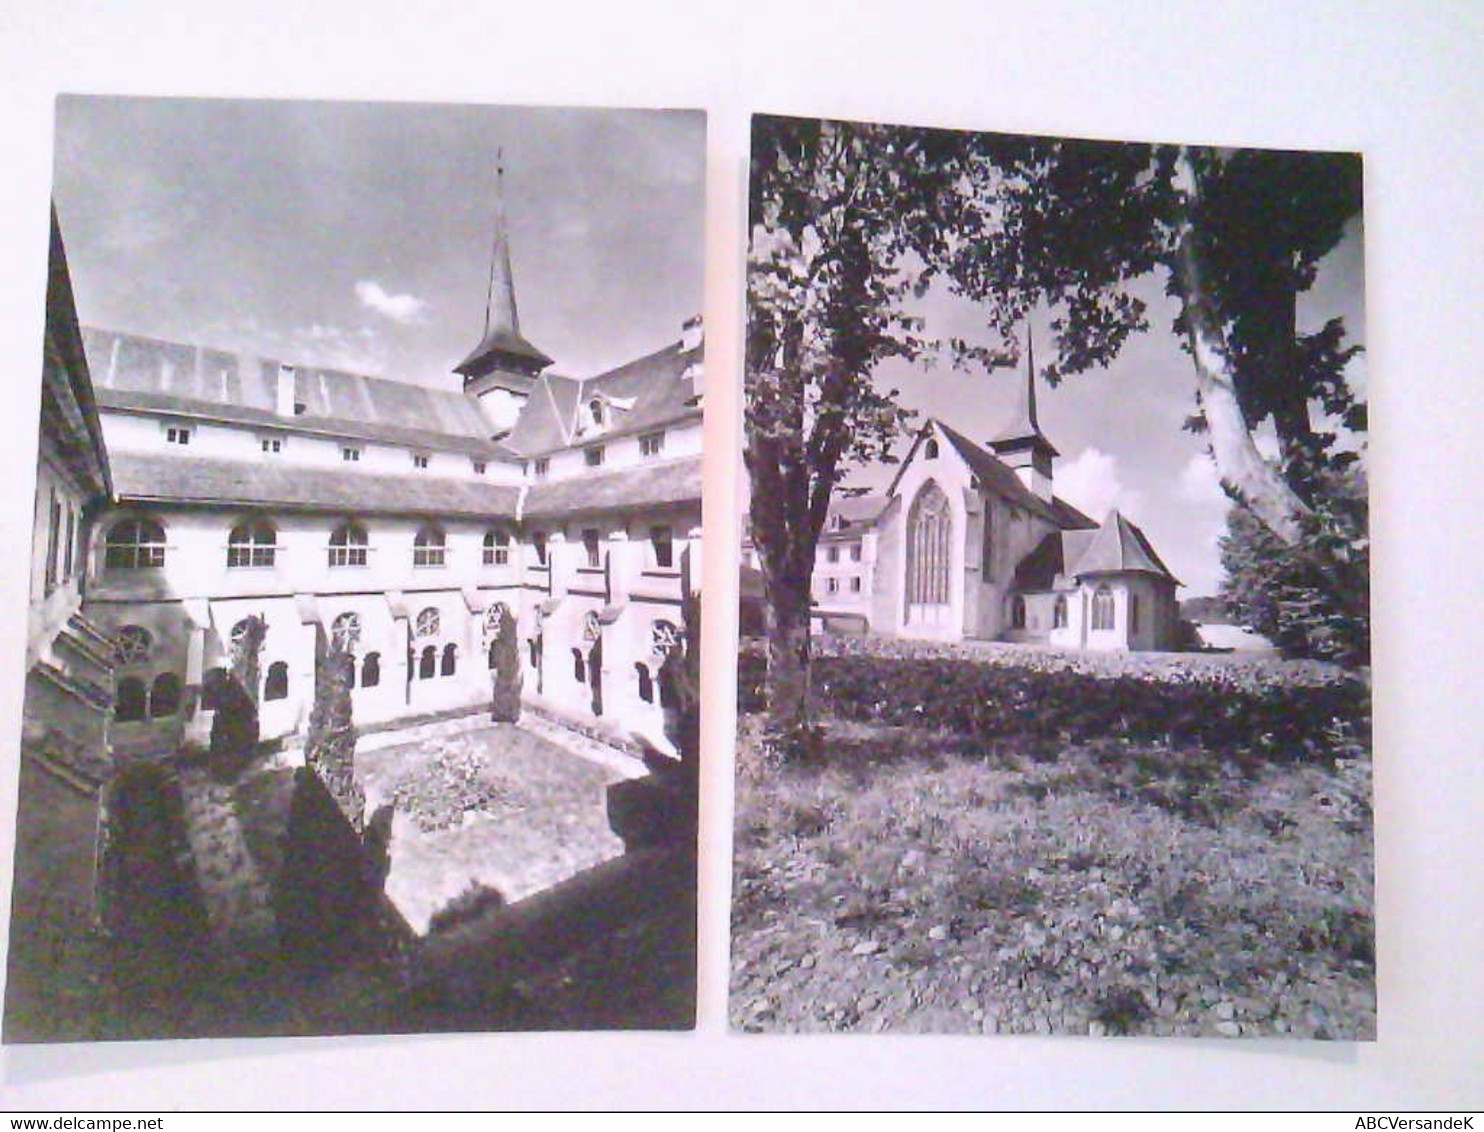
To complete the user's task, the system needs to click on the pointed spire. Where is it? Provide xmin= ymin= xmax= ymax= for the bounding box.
xmin=990 ymin=320 xmax=1057 ymax=455
xmin=455 ymin=153 xmax=553 ymax=381
xmin=483 ymin=152 xmax=521 ymax=343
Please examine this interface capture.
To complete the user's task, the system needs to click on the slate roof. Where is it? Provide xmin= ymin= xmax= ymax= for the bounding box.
xmin=504 ymin=339 xmax=702 ymax=457
xmin=83 ymin=328 xmax=515 ymax=459
xmin=1067 ymin=510 xmax=1179 ymax=583
xmin=934 ymin=422 xmax=1095 ymax=530
xmin=522 ymin=456 xmax=702 ymax=519
xmin=110 ymin=451 xmax=520 ymax=520
xmin=454 ymin=325 xmax=553 ymax=375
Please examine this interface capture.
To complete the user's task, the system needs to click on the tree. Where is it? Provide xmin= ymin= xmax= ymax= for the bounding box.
xmin=304 ymin=624 xmax=363 ymax=830
xmin=745 ymin=115 xmax=964 ymax=746
xmin=488 ymin=604 xmax=522 ymax=723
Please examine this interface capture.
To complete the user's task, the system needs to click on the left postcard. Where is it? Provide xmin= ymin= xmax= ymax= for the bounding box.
xmin=4 ymin=97 xmax=705 ymax=1042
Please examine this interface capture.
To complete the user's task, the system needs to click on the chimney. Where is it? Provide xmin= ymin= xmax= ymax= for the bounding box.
xmin=681 ymin=315 xmax=705 ymax=402
xmin=276 ymin=363 xmax=296 ymax=417
xmin=681 ymin=314 xmax=704 ymax=353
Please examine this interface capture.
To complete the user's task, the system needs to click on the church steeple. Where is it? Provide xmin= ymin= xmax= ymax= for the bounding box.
xmin=989 ymin=322 xmax=1059 ymax=500
xmin=455 ymin=154 xmax=553 ymax=385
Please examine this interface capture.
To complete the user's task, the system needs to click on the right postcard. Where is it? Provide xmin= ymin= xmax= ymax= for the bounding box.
xmin=732 ymin=114 xmax=1372 ymax=1039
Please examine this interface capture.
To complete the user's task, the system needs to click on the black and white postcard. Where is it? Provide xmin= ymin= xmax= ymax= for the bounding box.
xmin=733 ymin=114 xmax=1373 ymax=1038
xmin=6 ymin=97 xmax=705 ymax=1041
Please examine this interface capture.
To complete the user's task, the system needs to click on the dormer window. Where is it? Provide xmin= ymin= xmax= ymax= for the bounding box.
xmin=534 ymin=458 xmax=550 ymax=480
xmin=639 ymin=431 xmax=665 ymax=457
xmin=342 ymin=446 xmax=362 ymax=463
xmin=585 ymin=446 xmax=605 ymax=468
xmin=166 ymin=425 xmax=192 ymax=446
xmin=261 ymin=437 xmax=284 ymax=455
xmin=472 ymin=460 xmax=487 ymax=475
xmin=412 ymin=453 xmax=430 ymax=470
xmin=588 ymin=398 xmax=606 ymax=428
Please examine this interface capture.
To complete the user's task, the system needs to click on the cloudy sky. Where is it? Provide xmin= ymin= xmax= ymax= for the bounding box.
xmin=51 ymin=97 xmax=705 ymax=382
xmin=846 ymin=211 xmax=1367 ymax=598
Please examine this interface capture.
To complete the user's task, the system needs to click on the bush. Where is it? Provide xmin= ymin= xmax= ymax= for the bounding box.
xmin=737 ymin=637 xmax=1368 ymax=762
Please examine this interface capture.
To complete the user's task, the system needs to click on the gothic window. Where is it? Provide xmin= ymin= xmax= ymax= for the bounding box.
xmin=651 ymin=620 xmax=681 ymax=659
xmin=650 ymin=525 xmax=674 ymax=569
xmin=361 ymin=652 xmax=381 ymax=688
xmin=1129 ymin=593 xmax=1140 ymax=634
xmin=980 ymin=501 xmax=994 ymax=578
xmin=484 ymin=602 xmax=509 ymax=638
xmin=1011 ymin=595 xmax=1027 ymax=629
xmin=1053 ymin=595 xmax=1069 ymax=629
xmin=149 ymin=672 xmax=182 ymax=718
xmin=264 ymin=661 xmax=289 ymax=701
xmin=115 ymin=676 xmax=147 ymax=722
xmin=419 ymin=645 xmax=437 ymax=680
xmin=635 ymin=663 xmax=654 ymax=704
xmin=227 ymin=518 xmax=277 ymax=568
xmin=105 ymin=518 xmax=166 ymax=569
xmin=924 ymin=436 xmax=939 ymax=460
xmin=1091 ymin=585 xmax=1116 ymax=631
xmin=115 ymin=625 xmax=153 ymax=665
xmin=413 ymin=523 xmax=446 ymax=567
xmin=483 ymin=528 xmax=511 ymax=565
xmin=415 ymin=607 xmax=440 ymax=638
xmin=328 ymin=521 xmax=368 ymax=567
xmin=906 ymin=481 xmax=952 ymax=609
xmin=331 ymin=612 xmax=362 ymax=653
xmin=441 ymin=643 xmax=458 ymax=676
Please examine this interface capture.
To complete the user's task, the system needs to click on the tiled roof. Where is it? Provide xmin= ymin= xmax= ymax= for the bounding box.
xmin=110 ymin=451 xmax=520 ymax=520
xmin=83 ymin=328 xmax=512 ymax=457
xmin=1068 ymin=510 xmax=1180 ymax=584
xmin=522 ymin=456 xmax=702 ymax=519
xmin=935 ymin=422 xmax=1062 ymax=526
xmin=505 ymin=339 xmax=701 ymax=457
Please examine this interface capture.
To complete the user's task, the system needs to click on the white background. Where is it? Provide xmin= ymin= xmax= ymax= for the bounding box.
xmin=0 ymin=0 xmax=1481 ymax=1111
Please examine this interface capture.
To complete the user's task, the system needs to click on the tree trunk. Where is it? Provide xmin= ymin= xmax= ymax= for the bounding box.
xmin=761 ymin=567 xmax=814 ymax=746
xmin=1173 ymin=150 xmax=1311 ymax=546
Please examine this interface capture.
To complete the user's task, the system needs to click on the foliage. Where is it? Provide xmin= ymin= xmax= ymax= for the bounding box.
xmin=304 ymin=625 xmax=363 ymax=830
xmin=489 ymin=605 xmax=522 ymax=723
xmin=737 ymin=636 xmax=1369 ymax=763
xmin=660 ymin=589 xmax=702 ymax=777
xmin=206 ymin=667 xmax=259 ymax=777
xmin=388 ymin=741 xmax=520 ymax=833
xmin=1220 ymin=467 xmax=1370 ymax=667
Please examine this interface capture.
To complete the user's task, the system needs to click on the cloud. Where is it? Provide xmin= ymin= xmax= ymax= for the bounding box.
xmin=354 ymin=280 xmax=428 ymax=324
xmin=1055 ymin=447 xmax=1146 ymax=521
xmin=1176 ymin=453 xmax=1228 ymax=508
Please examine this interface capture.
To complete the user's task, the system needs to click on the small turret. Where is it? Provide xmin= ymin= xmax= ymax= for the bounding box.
xmin=988 ymin=324 xmax=1058 ymax=501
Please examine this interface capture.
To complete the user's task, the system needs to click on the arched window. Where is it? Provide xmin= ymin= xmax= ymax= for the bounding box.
xmin=328 ymin=521 xmax=368 ymax=567
xmin=572 ymin=648 xmax=586 ymax=684
xmin=924 ymin=436 xmax=940 ymax=460
xmin=115 ymin=625 xmax=153 ymax=665
xmin=635 ymin=663 xmax=654 ymax=704
xmin=1053 ymin=594 xmax=1069 ymax=629
xmin=115 ymin=676 xmax=147 ymax=722
xmin=361 ymin=652 xmax=381 ymax=688
xmin=413 ymin=523 xmax=446 ymax=567
xmin=105 ymin=518 xmax=166 ymax=569
xmin=588 ymin=398 xmax=605 ymax=428
xmin=1091 ymin=585 xmax=1116 ymax=632
xmin=415 ymin=607 xmax=440 ymax=638
xmin=331 ymin=612 xmax=362 ymax=653
xmin=419 ymin=645 xmax=437 ymax=680
xmin=441 ymin=643 xmax=458 ymax=676
xmin=149 ymin=672 xmax=181 ymax=717
xmin=1129 ymin=593 xmax=1140 ymax=634
xmin=905 ymin=481 xmax=952 ymax=617
xmin=227 ymin=518 xmax=277 ymax=568
xmin=483 ymin=528 xmax=511 ymax=566
xmin=1011 ymin=595 xmax=1027 ymax=630
xmin=264 ymin=661 xmax=289 ymax=701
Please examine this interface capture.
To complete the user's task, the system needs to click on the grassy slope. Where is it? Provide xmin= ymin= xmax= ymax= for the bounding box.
xmin=731 ymin=656 xmax=1375 ymax=1038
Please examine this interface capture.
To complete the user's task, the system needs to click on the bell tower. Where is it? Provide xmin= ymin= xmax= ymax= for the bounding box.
xmin=988 ymin=324 xmax=1058 ymax=501
xmin=455 ymin=153 xmax=553 ymax=434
